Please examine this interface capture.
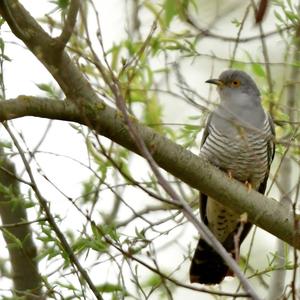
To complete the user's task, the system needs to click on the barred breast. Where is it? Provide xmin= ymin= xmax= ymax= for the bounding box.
xmin=200 ymin=114 xmax=272 ymax=188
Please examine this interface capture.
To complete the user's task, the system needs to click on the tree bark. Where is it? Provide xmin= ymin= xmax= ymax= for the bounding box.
xmin=0 ymin=149 xmax=42 ymax=299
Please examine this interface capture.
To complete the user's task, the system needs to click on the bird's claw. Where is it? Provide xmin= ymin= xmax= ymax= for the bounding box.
xmin=245 ymin=181 xmax=252 ymax=192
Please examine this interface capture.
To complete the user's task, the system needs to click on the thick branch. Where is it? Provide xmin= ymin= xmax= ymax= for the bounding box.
xmin=0 ymin=96 xmax=298 ymax=250
xmin=0 ymin=148 xmax=42 ymax=299
xmin=0 ymin=0 xmax=298 ymax=252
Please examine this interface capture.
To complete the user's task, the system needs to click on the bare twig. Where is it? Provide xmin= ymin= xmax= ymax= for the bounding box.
xmin=184 ymin=12 xmax=292 ymax=43
xmin=251 ymin=0 xmax=274 ymax=113
xmin=230 ymin=4 xmax=251 ymax=67
xmin=0 ymin=218 xmax=48 ymax=229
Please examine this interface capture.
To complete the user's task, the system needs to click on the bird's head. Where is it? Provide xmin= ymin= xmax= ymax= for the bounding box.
xmin=206 ymin=70 xmax=260 ymax=100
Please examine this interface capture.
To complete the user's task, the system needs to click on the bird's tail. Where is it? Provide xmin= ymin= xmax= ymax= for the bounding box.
xmin=189 ymin=222 xmax=252 ymax=285
xmin=189 ymin=238 xmax=230 ymax=285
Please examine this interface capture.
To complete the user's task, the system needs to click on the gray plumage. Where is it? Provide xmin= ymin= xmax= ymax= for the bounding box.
xmin=190 ymin=69 xmax=275 ymax=284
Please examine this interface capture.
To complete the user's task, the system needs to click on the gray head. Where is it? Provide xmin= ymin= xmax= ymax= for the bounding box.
xmin=206 ymin=70 xmax=260 ymax=99
xmin=206 ymin=69 xmax=266 ymax=131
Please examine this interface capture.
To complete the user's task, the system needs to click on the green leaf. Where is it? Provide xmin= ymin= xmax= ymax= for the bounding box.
xmin=0 ymin=141 xmax=12 ymax=149
xmin=50 ymin=0 xmax=69 ymax=10
xmin=232 ymin=18 xmax=242 ymax=27
xmin=36 ymin=83 xmax=53 ymax=94
xmin=73 ymin=235 xmax=109 ymax=253
xmin=274 ymin=10 xmax=284 ymax=23
xmin=164 ymin=0 xmax=177 ymax=26
xmin=81 ymin=176 xmax=99 ymax=203
xmin=143 ymin=96 xmax=163 ymax=132
xmin=142 ymin=274 xmax=162 ymax=288
xmin=0 ymin=38 xmax=4 ymax=52
xmin=135 ymin=227 xmax=146 ymax=240
xmin=110 ymin=44 xmax=121 ymax=70
xmin=88 ymin=239 xmax=108 ymax=252
xmin=37 ymin=246 xmax=60 ymax=261
xmin=98 ymin=224 xmax=119 ymax=241
xmin=1 ymin=229 xmax=23 ymax=249
xmin=251 ymin=63 xmax=265 ymax=78
xmin=35 ymin=82 xmax=61 ymax=98
xmin=144 ymin=2 xmax=166 ymax=30
xmin=231 ymin=61 xmax=246 ymax=70
xmin=286 ymin=11 xmax=298 ymax=23
xmin=97 ymin=283 xmax=128 ymax=294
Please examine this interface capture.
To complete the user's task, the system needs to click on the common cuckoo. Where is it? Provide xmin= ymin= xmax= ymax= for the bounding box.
xmin=189 ymin=70 xmax=275 ymax=284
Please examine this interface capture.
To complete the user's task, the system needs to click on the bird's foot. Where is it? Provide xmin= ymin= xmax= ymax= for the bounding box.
xmin=227 ymin=170 xmax=233 ymax=179
xmin=240 ymin=212 xmax=248 ymax=223
xmin=245 ymin=180 xmax=252 ymax=192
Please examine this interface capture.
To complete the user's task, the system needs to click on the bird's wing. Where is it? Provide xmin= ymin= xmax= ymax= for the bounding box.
xmin=199 ymin=113 xmax=213 ymax=224
xmin=258 ymin=112 xmax=276 ymax=194
xmin=226 ymin=113 xmax=275 ymax=249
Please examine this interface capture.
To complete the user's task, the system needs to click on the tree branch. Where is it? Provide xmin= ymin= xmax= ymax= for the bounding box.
xmin=0 ymin=95 xmax=298 ymax=250
xmin=54 ymin=0 xmax=80 ymax=50
xmin=0 ymin=148 xmax=43 ymax=299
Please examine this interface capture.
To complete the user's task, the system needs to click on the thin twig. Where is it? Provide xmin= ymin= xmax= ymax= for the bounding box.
xmin=0 ymin=218 xmax=48 ymax=229
xmin=230 ymin=4 xmax=251 ymax=67
xmin=184 ymin=12 xmax=292 ymax=43
xmin=251 ymin=0 xmax=274 ymax=114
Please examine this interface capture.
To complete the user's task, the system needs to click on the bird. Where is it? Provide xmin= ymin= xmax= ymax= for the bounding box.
xmin=189 ymin=69 xmax=275 ymax=285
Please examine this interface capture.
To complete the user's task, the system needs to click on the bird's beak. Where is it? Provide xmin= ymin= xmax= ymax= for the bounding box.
xmin=205 ymin=79 xmax=224 ymax=88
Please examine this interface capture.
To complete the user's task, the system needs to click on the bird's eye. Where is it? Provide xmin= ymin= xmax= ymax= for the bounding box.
xmin=231 ymin=80 xmax=240 ymax=88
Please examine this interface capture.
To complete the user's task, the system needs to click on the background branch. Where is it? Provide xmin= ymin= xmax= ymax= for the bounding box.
xmin=0 ymin=148 xmax=42 ymax=299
